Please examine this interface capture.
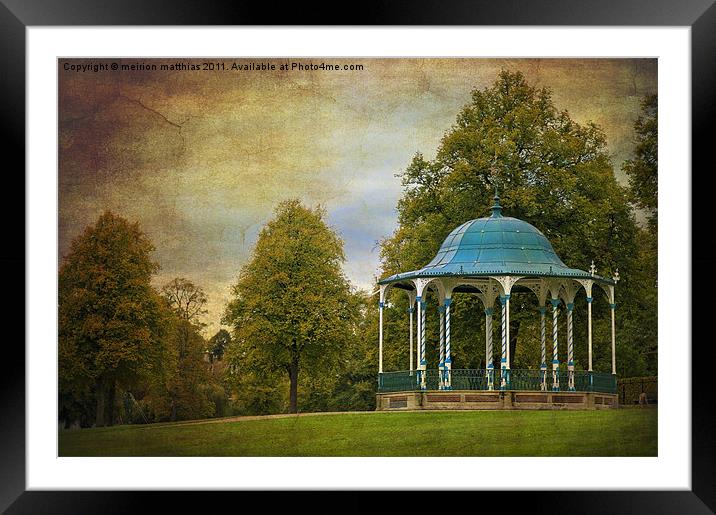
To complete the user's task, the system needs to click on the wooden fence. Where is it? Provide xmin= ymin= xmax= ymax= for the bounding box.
xmin=617 ymin=376 xmax=657 ymax=405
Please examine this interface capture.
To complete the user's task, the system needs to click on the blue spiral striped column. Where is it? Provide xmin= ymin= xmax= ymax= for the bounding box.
xmin=566 ymin=302 xmax=575 ymax=391
xmin=420 ymin=297 xmax=427 ymax=389
xmin=421 ymin=299 xmax=426 ymax=366
xmin=500 ymin=295 xmax=508 ymax=390
xmin=539 ymin=306 xmax=547 ymax=391
xmin=415 ymin=296 xmax=422 ymax=387
xmin=438 ymin=304 xmax=445 ymax=390
xmin=485 ymin=308 xmax=494 ymax=390
xmin=444 ymin=298 xmax=452 ymax=389
xmin=550 ymin=298 xmax=560 ymax=391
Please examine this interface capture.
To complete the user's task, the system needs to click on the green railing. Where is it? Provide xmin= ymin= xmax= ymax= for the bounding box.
xmin=378 ymin=369 xmax=617 ymax=394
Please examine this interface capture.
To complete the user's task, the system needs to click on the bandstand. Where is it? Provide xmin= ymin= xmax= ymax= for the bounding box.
xmin=376 ymin=194 xmax=620 ymax=411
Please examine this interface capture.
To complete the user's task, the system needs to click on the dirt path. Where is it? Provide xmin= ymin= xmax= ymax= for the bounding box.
xmin=135 ymin=410 xmax=379 ymax=430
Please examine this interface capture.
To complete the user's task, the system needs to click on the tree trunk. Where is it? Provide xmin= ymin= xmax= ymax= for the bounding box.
xmin=288 ymin=355 xmax=299 ymax=414
xmin=170 ymin=392 xmax=177 ymax=421
xmin=95 ymin=379 xmax=106 ymax=427
xmin=105 ymin=380 xmax=116 ymax=426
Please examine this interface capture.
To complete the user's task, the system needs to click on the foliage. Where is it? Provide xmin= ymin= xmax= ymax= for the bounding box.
xmin=208 ymin=329 xmax=231 ymax=363
xmin=295 ymin=291 xmax=378 ymax=413
xmin=621 ymin=96 xmax=658 ymax=372
xmin=222 ymin=199 xmax=358 ymax=413
xmin=226 ymin=364 xmax=287 ymax=416
xmin=326 ymin=300 xmax=379 ymax=411
xmin=143 ymin=278 xmax=215 ymax=422
xmin=143 ymin=315 xmax=215 ymax=422
xmin=58 ymin=211 xmax=165 ymax=427
xmin=622 ymin=94 xmax=658 ymax=232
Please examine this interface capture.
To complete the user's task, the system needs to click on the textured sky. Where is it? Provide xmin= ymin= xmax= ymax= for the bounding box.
xmin=58 ymin=58 xmax=657 ymax=334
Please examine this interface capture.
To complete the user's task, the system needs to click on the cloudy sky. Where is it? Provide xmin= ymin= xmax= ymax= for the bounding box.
xmin=58 ymin=58 xmax=657 ymax=334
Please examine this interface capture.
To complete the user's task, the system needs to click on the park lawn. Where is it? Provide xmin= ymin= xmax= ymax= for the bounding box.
xmin=58 ymin=408 xmax=657 ymax=457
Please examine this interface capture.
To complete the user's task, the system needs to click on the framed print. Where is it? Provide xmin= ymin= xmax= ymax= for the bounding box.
xmin=4 ymin=0 xmax=715 ymax=512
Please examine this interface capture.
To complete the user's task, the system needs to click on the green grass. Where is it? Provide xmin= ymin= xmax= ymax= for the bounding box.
xmin=58 ymin=408 xmax=657 ymax=457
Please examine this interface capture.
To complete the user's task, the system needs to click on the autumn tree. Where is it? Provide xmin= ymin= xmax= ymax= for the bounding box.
xmin=622 ymin=94 xmax=658 ymax=371
xmin=318 ymin=291 xmax=378 ymax=412
xmin=379 ymin=71 xmax=651 ymax=377
xmin=59 ymin=211 xmax=164 ymax=427
xmin=162 ymin=277 xmax=208 ymax=323
xmin=157 ymin=277 xmax=213 ymax=421
xmin=223 ymin=200 xmax=356 ymax=413
xmin=623 ymin=94 xmax=658 ymax=233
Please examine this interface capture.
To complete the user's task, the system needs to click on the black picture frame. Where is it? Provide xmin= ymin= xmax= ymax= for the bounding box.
xmin=3 ymin=1 xmax=713 ymax=513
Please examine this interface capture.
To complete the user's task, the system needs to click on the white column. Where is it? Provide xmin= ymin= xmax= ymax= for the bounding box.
xmin=485 ymin=307 xmax=494 ymax=390
xmin=416 ymin=301 xmax=421 ymax=373
xmin=416 ymin=296 xmax=423 ymax=387
xmin=378 ymin=298 xmax=384 ymax=374
xmin=610 ymin=302 xmax=617 ymax=375
xmin=420 ymin=297 xmax=427 ymax=389
xmin=566 ymin=302 xmax=575 ymax=391
xmin=409 ymin=306 xmax=415 ymax=375
xmin=444 ymin=298 xmax=452 ymax=389
xmin=539 ymin=306 xmax=547 ymax=391
xmin=587 ymin=297 xmax=593 ymax=371
xmin=499 ymin=295 xmax=509 ymax=389
xmin=550 ymin=298 xmax=560 ymax=391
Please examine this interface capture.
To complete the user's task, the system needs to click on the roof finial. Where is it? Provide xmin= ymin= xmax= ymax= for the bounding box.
xmin=490 ymin=179 xmax=503 ymax=218
xmin=489 ymin=156 xmax=502 ymax=218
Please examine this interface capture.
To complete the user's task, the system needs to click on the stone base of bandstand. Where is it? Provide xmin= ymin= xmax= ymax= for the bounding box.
xmin=376 ymin=390 xmax=618 ymax=411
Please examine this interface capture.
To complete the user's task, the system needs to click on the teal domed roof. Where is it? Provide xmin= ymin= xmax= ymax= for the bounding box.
xmin=380 ymin=195 xmax=598 ymax=285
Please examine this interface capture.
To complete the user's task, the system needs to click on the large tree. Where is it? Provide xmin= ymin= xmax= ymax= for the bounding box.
xmin=622 ymin=94 xmax=658 ymax=233
xmin=59 ymin=211 xmax=165 ymax=427
xmin=161 ymin=277 xmax=208 ymax=324
xmin=379 ymin=71 xmax=650 ymax=377
xmin=145 ymin=313 xmax=214 ymax=422
xmin=622 ymin=94 xmax=658 ymax=371
xmin=223 ymin=199 xmax=356 ymax=413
